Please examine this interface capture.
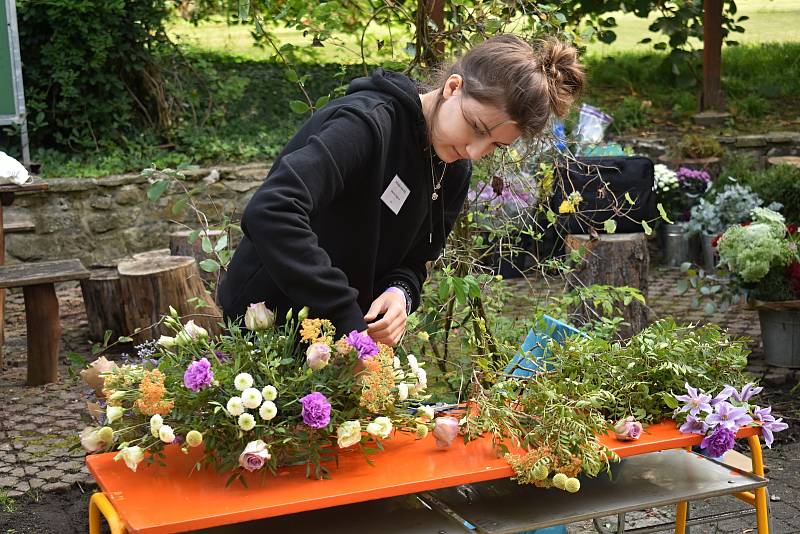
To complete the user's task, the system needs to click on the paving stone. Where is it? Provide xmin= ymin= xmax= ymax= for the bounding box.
xmin=8 ymin=467 xmax=24 ymax=478
xmin=5 ymin=489 xmax=24 ymax=498
xmin=41 ymin=481 xmax=70 ymax=492
xmin=13 ymin=480 xmax=30 ymax=493
xmin=61 ymin=460 xmax=84 ymax=472
xmin=38 ymin=469 xmax=64 ymax=482
xmin=0 ymin=476 xmax=18 ymax=488
xmin=62 ymin=473 xmax=85 ymax=484
xmin=28 ymin=478 xmax=45 ymax=490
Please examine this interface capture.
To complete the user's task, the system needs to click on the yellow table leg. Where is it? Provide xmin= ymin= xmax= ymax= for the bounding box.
xmin=89 ymin=492 xmax=127 ymax=534
xmin=747 ymin=435 xmax=770 ymax=534
xmin=674 ymin=446 xmax=692 ymax=534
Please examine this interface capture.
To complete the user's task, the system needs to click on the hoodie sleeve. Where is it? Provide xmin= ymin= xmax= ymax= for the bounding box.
xmin=378 ymin=162 xmax=471 ymax=312
xmin=241 ymin=107 xmax=385 ymax=334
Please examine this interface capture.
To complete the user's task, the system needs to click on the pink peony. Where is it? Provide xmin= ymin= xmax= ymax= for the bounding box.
xmin=238 ymin=440 xmax=271 ymax=472
xmin=432 ymin=416 xmax=460 ymax=448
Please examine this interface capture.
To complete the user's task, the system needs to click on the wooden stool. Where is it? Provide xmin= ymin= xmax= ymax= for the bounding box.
xmin=0 ymin=259 xmax=90 ymax=385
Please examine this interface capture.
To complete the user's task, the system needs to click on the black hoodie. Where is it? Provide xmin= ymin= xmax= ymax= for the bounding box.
xmin=218 ymin=69 xmax=472 ymax=334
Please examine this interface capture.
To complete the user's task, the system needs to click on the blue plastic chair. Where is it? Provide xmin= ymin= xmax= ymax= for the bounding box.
xmin=504 ymin=314 xmax=588 ymax=377
xmin=504 ymin=315 xmax=588 ymax=534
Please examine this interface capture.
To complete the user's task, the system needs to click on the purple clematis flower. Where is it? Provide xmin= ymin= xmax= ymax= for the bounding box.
xmin=731 ymin=383 xmax=763 ymax=403
xmin=753 ymin=405 xmax=788 ymax=448
xmin=679 ymin=414 xmax=709 ymax=435
xmin=675 ymin=383 xmax=713 ymax=417
xmin=705 ymin=401 xmax=753 ymax=431
xmin=710 ymin=385 xmax=736 ymax=406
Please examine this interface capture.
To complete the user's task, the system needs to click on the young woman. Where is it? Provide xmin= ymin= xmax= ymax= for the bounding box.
xmin=218 ymin=34 xmax=585 ymax=346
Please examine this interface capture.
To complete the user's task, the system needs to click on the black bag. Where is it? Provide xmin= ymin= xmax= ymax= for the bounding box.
xmin=551 ymin=156 xmax=656 ymax=234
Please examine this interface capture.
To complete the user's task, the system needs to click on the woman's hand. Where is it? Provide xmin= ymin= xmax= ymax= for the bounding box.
xmin=365 ymin=291 xmax=407 ymax=346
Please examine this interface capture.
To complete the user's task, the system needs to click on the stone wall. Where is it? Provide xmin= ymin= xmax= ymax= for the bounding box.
xmin=7 ymin=163 xmax=269 ymax=265
xmin=622 ymin=131 xmax=800 ymax=168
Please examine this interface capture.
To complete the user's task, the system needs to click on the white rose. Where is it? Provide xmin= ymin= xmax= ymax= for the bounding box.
xmin=337 ymin=420 xmax=362 ymax=448
xmin=149 ymin=414 xmax=164 ymax=438
xmin=373 ymin=416 xmax=392 ymax=438
xmin=397 ymin=383 xmax=409 ymax=402
xmin=259 ymin=400 xmax=277 ymax=421
xmin=261 ymin=385 xmax=278 ymax=401
xmin=241 ymin=387 xmax=263 ymax=409
xmin=106 ymin=405 xmax=124 ymax=424
xmin=234 ymin=373 xmax=254 ymax=391
xmin=366 ymin=422 xmax=382 ymax=437
xmin=158 ymin=424 xmax=175 ymax=444
xmin=238 ymin=413 xmax=256 ymax=431
xmin=157 ymin=335 xmax=176 ymax=348
xmin=114 ymin=446 xmax=145 ymax=472
xmin=226 ymin=396 xmax=245 ymax=417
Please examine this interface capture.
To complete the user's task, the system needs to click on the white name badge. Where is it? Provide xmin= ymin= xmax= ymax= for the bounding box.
xmin=381 ymin=175 xmax=410 ymax=215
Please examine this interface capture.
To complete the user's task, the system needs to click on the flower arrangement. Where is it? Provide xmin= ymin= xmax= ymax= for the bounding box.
xmin=673 ymin=382 xmax=787 ymax=455
xmin=653 ymin=164 xmax=709 ymax=222
xmin=79 ymin=304 xmax=435 ymax=483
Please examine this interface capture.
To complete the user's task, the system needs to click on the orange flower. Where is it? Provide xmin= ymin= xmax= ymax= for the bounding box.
xmin=135 ymin=369 xmax=174 ymax=416
xmin=359 ymin=350 xmax=396 ymax=413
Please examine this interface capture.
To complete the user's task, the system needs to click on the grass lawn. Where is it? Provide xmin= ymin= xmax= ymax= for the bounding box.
xmin=168 ymin=0 xmax=800 ymax=62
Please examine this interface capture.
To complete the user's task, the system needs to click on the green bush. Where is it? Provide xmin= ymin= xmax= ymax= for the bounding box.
xmin=737 ymin=164 xmax=800 ymax=224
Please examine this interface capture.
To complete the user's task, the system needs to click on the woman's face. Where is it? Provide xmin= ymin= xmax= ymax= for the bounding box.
xmin=430 ymin=75 xmax=522 ymax=163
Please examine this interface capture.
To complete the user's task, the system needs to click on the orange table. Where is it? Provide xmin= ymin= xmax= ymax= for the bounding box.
xmin=86 ymin=422 xmax=766 ymax=534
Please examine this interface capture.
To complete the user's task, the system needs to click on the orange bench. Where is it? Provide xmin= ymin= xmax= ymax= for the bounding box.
xmin=86 ymin=422 xmax=769 ymax=534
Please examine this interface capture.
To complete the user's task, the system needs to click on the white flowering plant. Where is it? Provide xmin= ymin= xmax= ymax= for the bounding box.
xmin=79 ymin=304 xmax=434 ymax=484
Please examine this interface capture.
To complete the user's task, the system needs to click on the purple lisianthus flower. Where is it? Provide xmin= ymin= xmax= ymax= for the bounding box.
xmin=731 ymin=383 xmax=763 ymax=403
xmin=705 ymin=401 xmax=753 ymax=431
xmin=183 ymin=357 xmax=214 ymax=392
xmin=300 ymin=392 xmax=332 ymax=429
xmin=346 ymin=330 xmax=379 ymax=360
xmin=701 ymin=426 xmax=736 ymax=457
xmin=675 ymin=383 xmax=713 ymax=416
xmin=214 ymin=350 xmax=229 ymax=363
xmin=679 ymin=414 xmax=709 ymax=435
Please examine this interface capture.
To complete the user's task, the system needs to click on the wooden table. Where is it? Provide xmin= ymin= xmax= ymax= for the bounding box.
xmin=0 ymin=181 xmax=48 ymax=363
xmin=86 ymin=422 xmax=767 ymax=534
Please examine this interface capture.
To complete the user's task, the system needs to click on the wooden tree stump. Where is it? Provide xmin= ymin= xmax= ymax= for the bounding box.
xmin=169 ymin=229 xmax=223 ymax=284
xmin=80 ymin=268 xmax=127 ymax=342
xmin=132 ymin=248 xmax=171 ymax=262
xmin=565 ymin=233 xmax=650 ymax=338
xmin=118 ymin=256 xmax=222 ymax=341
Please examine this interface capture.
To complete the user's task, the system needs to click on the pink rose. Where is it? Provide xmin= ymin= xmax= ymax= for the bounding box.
xmin=238 ymin=439 xmax=271 ymax=472
xmin=432 ymin=416 xmax=460 ymax=448
xmin=614 ymin=416 xmax=643 ymax=441
xmin=306 ymin=343 xmax=331 ymax=371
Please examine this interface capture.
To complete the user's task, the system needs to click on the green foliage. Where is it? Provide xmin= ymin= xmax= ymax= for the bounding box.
xmin=15 ymin=0 xmax=172 ymax=149
xmin=547 ymin=284 xmax=646 ymax=340
xmin=466 ymin=318 xmax=751 ymax=483
xmin=677 ymin=134 xmax=724 ymax=159
xmin=725 ymin=163 xmax=800 ymax=225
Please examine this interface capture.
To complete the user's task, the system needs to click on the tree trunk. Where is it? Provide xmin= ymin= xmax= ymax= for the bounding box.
xmin=80 ymin=268 xmax=127 ymax=342
xmin=169 ymin=229 xmax=222 ymax=284
xmin=118 ymin=256 xmax=222 ymax=341
xmin=565 ymin=233 xmax=650 ymax=338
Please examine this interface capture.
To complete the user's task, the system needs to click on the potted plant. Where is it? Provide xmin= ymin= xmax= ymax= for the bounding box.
xmin=686 ymin=183 xmax=779 ymax=271
xmin=654 ymin=164 xmax=708 ymax=266
xmin=715 ymin=208 xmax=800 ymax=367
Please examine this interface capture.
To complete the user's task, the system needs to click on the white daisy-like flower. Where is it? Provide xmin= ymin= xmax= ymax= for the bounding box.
xmin=406 ymin=354 xmax=419 ymax=372
xmin=261 ymin=385 xmax=278 ymax=401
xmin=416 ymin=368 xmax=427 ymax=392
xmin=234 ymin=373 xmax=254 ymax=391
xmin=259 ymin=400 xmax=278 ymax=421
xmin=241 ymin=387 xmax=263 ymax=409
xmin=226 ymin=396 xmax=245 ymax=417
xmin=238 ymin=413 xmax=256 ymax=431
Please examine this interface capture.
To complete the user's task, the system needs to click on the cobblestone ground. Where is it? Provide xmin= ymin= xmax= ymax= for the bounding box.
xmin=0 ymin=265 xmax=798 ymax=533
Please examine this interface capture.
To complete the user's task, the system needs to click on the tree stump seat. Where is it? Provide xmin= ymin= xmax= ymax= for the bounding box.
xmin=0 ymin=259 xmax=90 ymax=385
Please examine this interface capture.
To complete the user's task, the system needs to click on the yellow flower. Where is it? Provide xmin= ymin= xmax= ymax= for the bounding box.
xmin=558 ymin=200 xmax=575 ymax=214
